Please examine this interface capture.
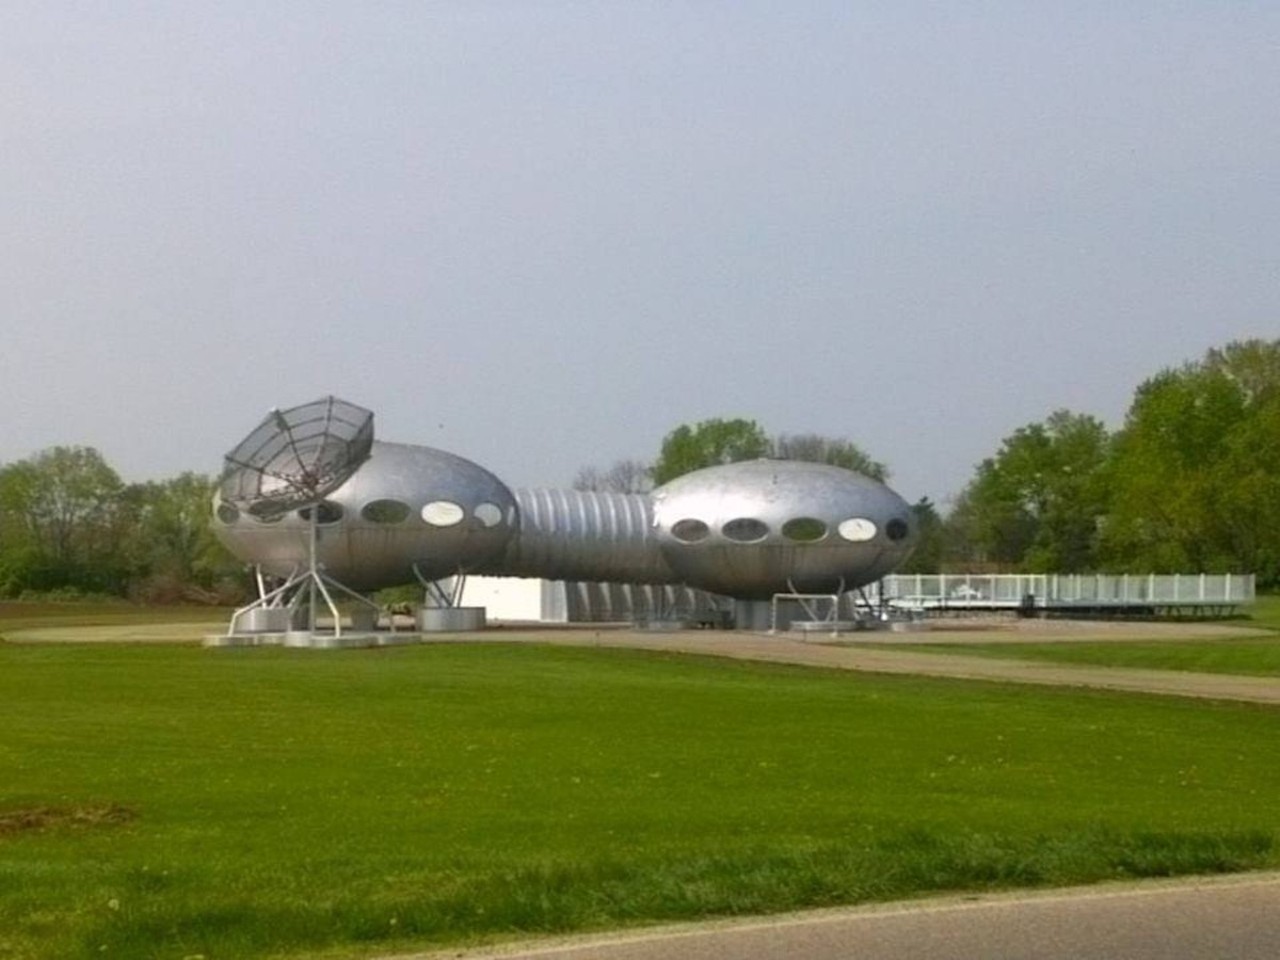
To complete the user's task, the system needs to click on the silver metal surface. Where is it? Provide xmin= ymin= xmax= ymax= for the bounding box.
xmin=219 ymin=396 xmax=374 ymax=518
xmin=652 ymin=459 xmax=916 ymax=597
xmin=497 ymin=489 xmax=672 ymax=583
xmin=215 ymin=441 xmax=518 ymax=590
xmin=218 ymin=396 xmax=379 ymax=637
xmin=213 ymin=415 xmax=918 ymax=603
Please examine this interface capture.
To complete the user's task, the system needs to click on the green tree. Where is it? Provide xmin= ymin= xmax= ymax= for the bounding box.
xmin=0 ymin=446 xmax=128 ymax=594
xmin=1102 ymin=338 xmax=1280 ymax=584
xmin=650 ymin=418 xmax=771 ymax=485
xmin=944 ymin=469 xmax=1036 ymax=568
xmin=771 ymin=434 xmax=887 ymax=480
xmin=1202 ymin=339 xmax=1280 ymax=585
xmin=650 ymin=419 xmax=889 ymax=486
xmin=123 ymin=473 xmax=245 ymax=602
xmin=0 ymin=471 xmax=39 ymax=595
xmin=952 ymin=410 xmax=1112 ymax=572
xmin=897 ymin=497 xmax=944 ymax=573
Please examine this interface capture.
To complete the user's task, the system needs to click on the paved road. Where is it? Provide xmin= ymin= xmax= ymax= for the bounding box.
xmin=405 ymin=873 xmax=1280 ymax=960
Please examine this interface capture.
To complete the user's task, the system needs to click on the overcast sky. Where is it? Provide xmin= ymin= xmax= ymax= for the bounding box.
xmin=2 ymin=2 xmax=1276 ymax=505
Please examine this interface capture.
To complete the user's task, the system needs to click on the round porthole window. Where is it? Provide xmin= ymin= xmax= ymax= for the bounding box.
xmin=298 ymin=501 xmax=344 ymax=525
xmin=215 ymin=502 xmax=240 ymax=525
xmin=722 ymin=518 xmax=770 ymax=542
xmin=671 ymin=518 xmax=711 ymax=542
xmin=247 ymin=502 xmax=284 ymax=523
xmin=838 ymin=518 xmax=877 ymax=542
xmin=422 ymin=500 xmax=465 ymax=527
xmin=782 ymin=517 xmax=828 ymax=542
xmin=361 ymin=499 xmax=411 ymax=524
xmin=886 ymin=518 xmax=910 ymax=541
xmin=475 ymin=503 xmax=504 ymax=527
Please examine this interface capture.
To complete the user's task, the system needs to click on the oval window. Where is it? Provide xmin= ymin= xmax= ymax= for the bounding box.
xmin=886 ymin=518 xmax=910 ymax=541
xmin=475 ymin=502 xmax=504 ymax=527
xmin=782 ymin=517 xmax=828 ymax=542
xmin=247 ymin=501 xmax=284 ymax=523
xmin=361 ymin=499 xmax=411 ymax=524
xmin=722 ymin=518 xmax=770 ymax=542
xmin=298 ymin=501 xmax=344 ymax=525
xmin=838 ymin=518 xmax=877 ymax=542
xmin=215 ymin=502 xmax=240 ymax=525
xmin=422 ymin=500 xmax=465 ymax=527
xmin=671 ymin=518 xmax=711 ymax=543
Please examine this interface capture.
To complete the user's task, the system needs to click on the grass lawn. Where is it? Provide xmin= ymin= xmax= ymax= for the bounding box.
xmin=1 ymin=640 xmax=1278 ymax=960
xmin=1245 ymin=592 xmax=1280 ymax=631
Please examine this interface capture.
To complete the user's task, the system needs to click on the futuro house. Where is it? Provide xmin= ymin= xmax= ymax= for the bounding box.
xmin=212 ymin=399 xmax=918 ymax=625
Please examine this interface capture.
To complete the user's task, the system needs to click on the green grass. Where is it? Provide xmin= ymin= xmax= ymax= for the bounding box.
xmin=866 ymin=638 xmax=1280 ymax=677
xmin=1246 ymin=592 xmax=1280 ymax=632
xmin=1 ymin=641 xmax=1279 ymax=960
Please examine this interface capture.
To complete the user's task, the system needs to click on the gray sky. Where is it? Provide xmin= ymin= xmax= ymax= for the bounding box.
xmin=2 ymin=2 xmax=1276 ymax=505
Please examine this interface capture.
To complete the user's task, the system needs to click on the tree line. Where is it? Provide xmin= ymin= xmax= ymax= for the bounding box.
xmin=944 ymin=339 xmax=1279 ymax=586
xmin=574 ymin=338 xmax=1280 ymax=587
xmin=1 ymin=338 xmax=1274 ymax=602
xmin=0 ymin=454 xmax=244 ymax=602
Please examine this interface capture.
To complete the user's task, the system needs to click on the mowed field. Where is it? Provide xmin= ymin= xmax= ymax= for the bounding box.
xmin=1 ymin=604 xmax=1279 ymax=960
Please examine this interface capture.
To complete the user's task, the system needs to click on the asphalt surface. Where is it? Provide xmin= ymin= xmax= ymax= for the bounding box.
xmin=405 ymin=873 xmax=1280 ymax=960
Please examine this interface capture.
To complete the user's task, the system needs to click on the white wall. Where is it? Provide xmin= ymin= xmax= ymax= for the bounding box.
xmin=457 ymin=576 xmax=568 ymax=622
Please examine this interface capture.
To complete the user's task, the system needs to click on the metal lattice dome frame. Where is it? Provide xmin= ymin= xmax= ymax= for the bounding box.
xmin=219 ymin=396 xmax=378 ymax=640
xmin=219 ymin=396 xmax=374 ymax=519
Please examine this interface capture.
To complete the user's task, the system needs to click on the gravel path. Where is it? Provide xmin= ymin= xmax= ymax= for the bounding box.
xmin=8 ymin=616 xmax=1279 ymax=704
xmin=521 ymin=622 xmax=1280 ymax=704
